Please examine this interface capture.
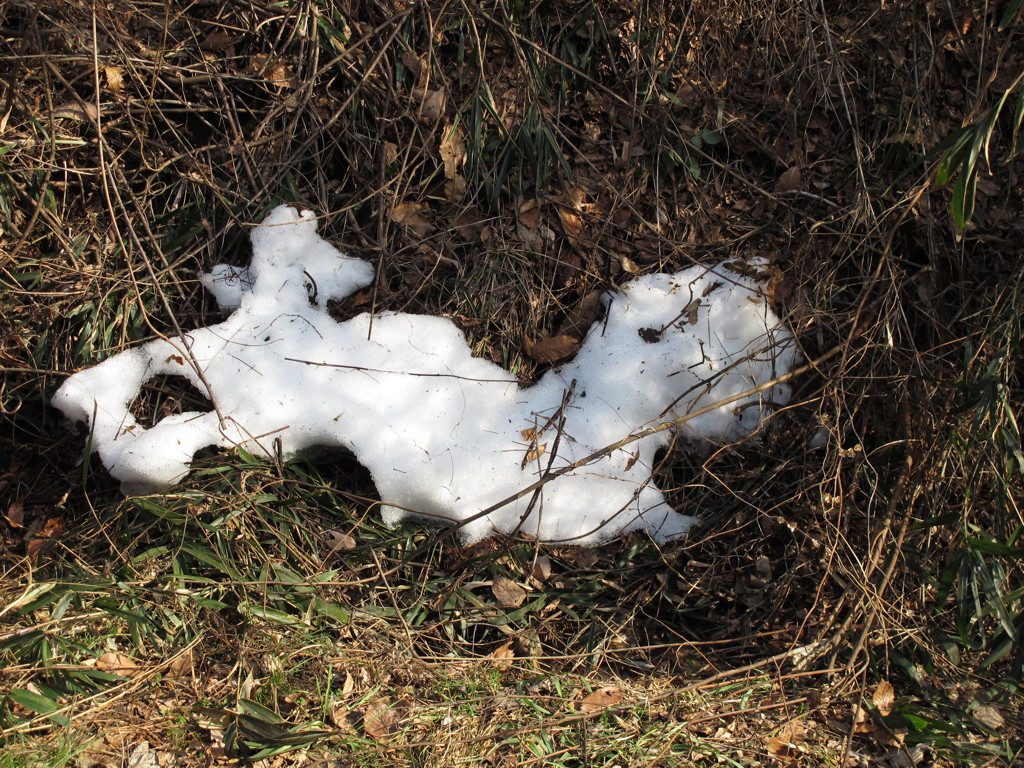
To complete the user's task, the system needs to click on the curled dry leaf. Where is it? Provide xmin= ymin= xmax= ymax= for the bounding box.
xmin=775 ymin=166 xmax=802 ymax=193
xmin=489 ymin=641 xmax=515 ymax=668
xmin=558 ymin=290 xmax=603 ymax=339
xmin=104 ymin=66 xmax=125 ymax=94
xmin=390 ymin=201 xmax=433 ymax=237
xmin=27 ymin=516 xmax=65 ymax=563
xmin=523 ymin=443 xmax=547 ymax=463
xmin=411 ymin=86 xmax=446 ymax=123
xmin=531 ymin=555 xmax=552 ymax=583
xmin=362 ymin=698 xmax=407 ymax=742
xmin=491 ymin=575 xmax=527 ymax=608
xmin=872 ymin=679 xmax=895 ymax=716
xmin=97 ymin=651 xmax=141 ymax=678
xmin=767 ymin=720 xmax=807 ymax=762
xmin=579 ymin=686 xmax=624 ymax=714
xmin=53 ymin=100 xmax=99 ymax=122
xmin=6 ymin=498 xmax=25 ymax=528
xmin=972 ymin=703 xmax=1004 ymax=730
xmin=557 ymin=206 xmax=584 ymax=243
xmin=199 ymin=30 xmax=236 ymax=53
xmin=523 ymin=334 xmax=581 ymax=364
xmin=167 ymin=649 xmax=194 ymax=680
xmin=326 ymin=529 xmax=356 ymax=556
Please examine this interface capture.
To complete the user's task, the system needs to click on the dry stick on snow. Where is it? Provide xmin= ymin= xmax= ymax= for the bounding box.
xmin=396 ymin=340 xmax=851 ymax=564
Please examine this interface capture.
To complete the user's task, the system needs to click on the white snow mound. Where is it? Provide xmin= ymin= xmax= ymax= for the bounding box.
xmin=53 ymin=205 xmax=797 ymax=544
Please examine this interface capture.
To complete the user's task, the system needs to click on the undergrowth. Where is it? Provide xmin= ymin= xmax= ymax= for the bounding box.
xmin=1 ymin=0 xmax=1022 ymax=766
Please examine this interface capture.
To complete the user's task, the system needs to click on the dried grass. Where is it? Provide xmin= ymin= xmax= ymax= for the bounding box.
xmin=1 ymin=0 xmax=1022 ymax=765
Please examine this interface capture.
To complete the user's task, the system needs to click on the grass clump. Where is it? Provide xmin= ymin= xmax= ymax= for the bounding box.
xmin=2 ymin=0 xmax=1023 ymax=765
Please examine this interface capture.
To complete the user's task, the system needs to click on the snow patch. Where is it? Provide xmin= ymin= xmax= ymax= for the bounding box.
xmin=53 ymin=205 xmax=797 ymax=543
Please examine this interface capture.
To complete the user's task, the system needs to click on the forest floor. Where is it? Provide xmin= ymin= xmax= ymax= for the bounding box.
xmin=1 ymin=1 xmax=1023 ymax=766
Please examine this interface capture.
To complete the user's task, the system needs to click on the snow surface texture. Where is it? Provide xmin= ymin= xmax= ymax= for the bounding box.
xmin=53 ymin=205 xmax=797 ymax=544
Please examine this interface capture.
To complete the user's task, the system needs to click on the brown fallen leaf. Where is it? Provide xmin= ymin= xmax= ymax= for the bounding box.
xmin=620 ymin=255 xmax=640 ymax=274
xmin=97 ymin=651 xmax=141 ymax=678
xmin=579 ymin=686 xmax=624 ymax=714
xmin=767 ymin=720 xmax=806 ymax=762
xmin=558 ymin=290 xmax=603 ymax=339
xmin=325 ymin=530 xmax=356 ymax=556
xmin=104 ymin=65 xmax=125 ymax=94
xmin=523 ymin=334 xmax=581 ymax=364
xmin=53 ymin=100 xmax=98 ymax=122
xmin=411 ymin=86 xmax=446 ymax=123
xmin=561 ymin=546 xmax=599 ymax=569
xmin=556 ymin=206 xmax=584 ymax=243
xmin=872 ymin=679 xmax=895 ymax=716
xmin=27 ymin=516 xmax=65 ymax=563
xmin=489 ymin=641 xmax=515 ymax=668
xmin=362 ymin=698 xmax=407 ymax=742
xmin=491 ymin=575 xmax=527 ymax=608
xmin=774 ymin=166 xmax=802 ymax=193
xmin=453 ymin=209 xmax=487 ymax=241
xmin=6 ymin=498 xmax=25 ymax=528
xmin=439 ymin=124 xmax=465 ymax=181
xmin=390 ymin=201 xmax=433 ymax=237
xmin=199 ymin=30 xmax=236 ymax=53
xmin=531 ymin=555 xmax=552 ymax=583
xmin=973 ymin=703 xmax=1004 ymax=730
xmin=523 ymin=443 xmax=547 ymax=463
xmin=167 ymin=649 xmax=194 ymax=680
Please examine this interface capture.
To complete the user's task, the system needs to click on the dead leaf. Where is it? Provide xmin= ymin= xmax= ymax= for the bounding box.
xmin=767 ymin=720 xmax=807 ymax=762
xmin=249 ymin=55 xmax=297 ymax=89
xmin=973 ymin=703 xmax=1004 ymax=730
xmin=439 ymin=124 xmax=465 ymax=181
xmin=27 ymin=516 xmax=65 ymax=563
xmin=491 ymin=575 xmax=527 ymax=608
xmin=557 ymin=207 xmax=583 ymax=243
xmin=6 ymin=498 xmax=25 ymax=528
xmin=390 ymin=201 xmax=433 ymax=237
xmin=168 ymin=649 xmax=194 ymax=680
xmin=679 ymin=298 xmax=701 ymax=325
xmin=199 ymin=30 xmax=236 ymax=53
xmin=326 ymin=530 xmax=356 ymax=556
xmin=523 ymin=334 xmax=581 ymax=363
xmin=453 ymin=209 xmax=486 ymax=241
xmin=558 ymin=290 xmax=603 ymax=339
xmin=97 ymin=651 xmax=141 ymax=678
xmin=579 ymin=686 xmax=624 ymax=714
xmin=53 ymin=100 xmax=98 ymax=122
xmin=562 ymin=546 xmax=599 ymax=569
xmin=620 ymin=255 xmax=640 ymax=274
xmin=411 ymin=86 xmax=446 ymax=123
xmin=401 ymin=51 xmax=424 ymax=81
xmin=518 ymin=205 xmax=541 ymax=230
xmin=104 ymin=66 xmax=125 ymax=94
xmin=362 ymin=698 xmax=406 ymax=742
xmin=489 ymin=641 xmax=515 ymax=668
xmin=531 ymin=555 xmax=552 ymax=583
xmin=852 ymin=703 xmax=875 ymax=734
xmin=775 ymin=166 xmax=802 ymax=193
xmin=872 ymin=679 xmax=895 ymax=716
xmin=523 ymin=443 xmax=547 ymax=463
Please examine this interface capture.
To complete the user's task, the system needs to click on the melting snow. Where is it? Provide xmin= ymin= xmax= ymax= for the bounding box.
xmin=53 ymin=205 xmax=797 ymax=543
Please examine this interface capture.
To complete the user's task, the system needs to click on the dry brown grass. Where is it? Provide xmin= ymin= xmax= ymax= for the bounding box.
xmin=2 ymin=0 xmax=1023 ymax=766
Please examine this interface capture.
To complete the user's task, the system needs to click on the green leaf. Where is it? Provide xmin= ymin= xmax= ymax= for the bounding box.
xmin=966 ymin=537 xmax=1024 ymax=558
xmin=999 ymin=0 xmax=1023 ymax=29
xmin=7 ymin=689 xmax=70 ymax=726
xmin=240 ymin=603 xmax=310 ymax=627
